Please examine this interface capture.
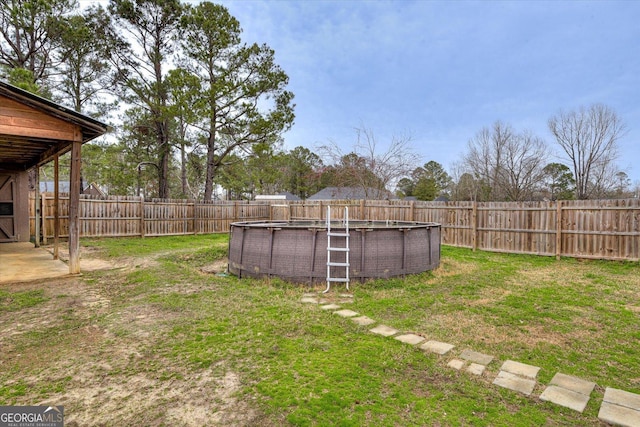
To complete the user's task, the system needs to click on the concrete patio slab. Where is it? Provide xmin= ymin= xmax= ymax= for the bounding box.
xmin=493 ymin=371 xmax=536 ymax=396
xmin=598 ymin=401 xmax=640 ymax=427
xmin=369 ymin=325 xmax=399 ymax=337
xmin=333 ymin=309 xmax=358 ymax=318
xmin=460 ymin=349 xmax=494 ymax=366
xmin=394 ymin=334 xmax=425 ymax=345
xmin=549 ymin=373 xmax=596 ymax=396
xmin=467 ymin=363 xmax=486 ymax=376
xmin=540 ymin=385 xmax=591 ymax=413
xmin=420 ymin=340 xmax=455 ymax=355
xmin=351 ymin=316 xmax=376 ymax=326
xmin=500 ymin=360 xmax=540 ymax=379
xmin=0 ymin=242 xmax=70 ymax=284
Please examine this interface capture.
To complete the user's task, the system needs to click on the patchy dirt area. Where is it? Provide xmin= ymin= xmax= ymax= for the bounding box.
xmin=0 ymin=250 xmax=264 ymax=426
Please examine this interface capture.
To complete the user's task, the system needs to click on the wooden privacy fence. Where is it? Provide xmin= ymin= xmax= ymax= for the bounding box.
xmin=29 ymin=194 xmax=269 ymax=240
xmin=29 ymin=194 xmax=640 ymax=261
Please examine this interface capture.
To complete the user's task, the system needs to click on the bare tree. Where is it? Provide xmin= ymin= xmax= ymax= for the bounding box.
xmin=548 ymin=104 xmax=626 ymax=200
xmin=463 ymin=121 xmax=548 ymax=201
xmin=318 ymin=126 xmax=421 ymax=198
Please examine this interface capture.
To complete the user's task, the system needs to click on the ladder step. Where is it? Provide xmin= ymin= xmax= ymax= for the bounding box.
xmin=327 ymin=278 xmax=350 ymax=283
xmin=328 ymin=247 xmax=349 ymax=252
xmin=327 ymin=262 xmax=350 ymax=267
xmin=328 ymin=232 xmax=350 ymax=237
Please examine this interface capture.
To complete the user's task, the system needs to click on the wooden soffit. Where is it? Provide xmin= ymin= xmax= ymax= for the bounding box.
xmin=0 ymin=82 xmax=108 ymax=171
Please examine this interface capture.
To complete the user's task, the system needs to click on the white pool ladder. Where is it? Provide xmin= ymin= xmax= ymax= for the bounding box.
xmin=324 ymin=205 xmax=350 ymax=293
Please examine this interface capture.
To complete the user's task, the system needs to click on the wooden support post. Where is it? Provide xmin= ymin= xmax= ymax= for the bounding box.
xmin=42 ymin=193 xmax=47 ymax=245
xmin=556 ymin=200 xmax=562 ymax=260
xmin=360 ymin=199 xmax=365 ymax=220
xmin=68 ymin=140 xmax=82 ymax=274
xmin=34 ymin=167 xmax=40 ymax=247
xmin=53 ymin=154 xmax=59 ymax=260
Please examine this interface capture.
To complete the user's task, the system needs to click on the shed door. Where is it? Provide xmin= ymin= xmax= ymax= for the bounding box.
xmin=0 ymin=174 xmax=16 ymax=242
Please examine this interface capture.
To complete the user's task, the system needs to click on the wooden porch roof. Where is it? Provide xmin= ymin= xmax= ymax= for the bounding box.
xmin=0 ymin=81 xmax=108 ymax=171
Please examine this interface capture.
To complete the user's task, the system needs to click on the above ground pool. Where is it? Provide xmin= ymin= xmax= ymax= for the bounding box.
xmin=228 ymin=220 xmax=441 ymax=284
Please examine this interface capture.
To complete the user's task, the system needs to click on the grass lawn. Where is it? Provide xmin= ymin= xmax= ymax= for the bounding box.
xmin=1 ymin=234 xmax=639 ymax=425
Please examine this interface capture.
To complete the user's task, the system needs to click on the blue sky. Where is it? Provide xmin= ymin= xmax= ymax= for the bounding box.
xmin=217 ymin=0 xmax=640 ymax=183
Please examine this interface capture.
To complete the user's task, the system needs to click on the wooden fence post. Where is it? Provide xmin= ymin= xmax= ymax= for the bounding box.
xmin=409 ymin=201 xmax=415 ymax=222
xmin=556 ymin=200 xmax=562 ymax=260
xmin=139 ymin=197 xmax=145 ymax=238
xmin=471 ymin=201 xmax=478 ymax=251
xmin=193 ymin=200 xmax=198 ymax=235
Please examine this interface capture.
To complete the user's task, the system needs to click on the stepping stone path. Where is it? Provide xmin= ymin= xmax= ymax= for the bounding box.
xmin=420 ymin=340 xmax=455 ymax=355
xmin=448 ymin=359 xmax=465 ymax=370
xmin=492 ymin=360 xmax=540 ymax=396
xmin=394 ymin=333 xmax=425 ymax=345
xmin=467 ymin=363 xmax=486 ymax=376
xmin=369 ymin=324 xmax=399 ymax=337
xmin=300 ymin=291 xmax=640 ymax=426
xmin=459 ymin=349 xmax=494 ymax=366
xmin=351 ymin=316 xmax=376 ymax=326
xmin=540 ymin=373 xmax=595 ymax=413
xmin=333 ymin=309 xmax=358 ymax=318
xmin=599 ymin=388 xmax=640 ymax=427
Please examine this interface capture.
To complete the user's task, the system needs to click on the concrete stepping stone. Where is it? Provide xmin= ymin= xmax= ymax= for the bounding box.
xmin=540 ymin=386 xmax=591 ymax=413
xmin=539 ymin=373 xmax=595 ymax=413
xmin=301 ymin=297 xmax=319 ymax=304
xmin=500 ymin=360 xmax=540 ymax=379
xmin=467 ymin=363 xmax=486 ymax=376
xmin=369 ymin=325 xmax=399 ymax=337
xmin=351 ymin=316 xmax=375 ymax=326
xmin=448 ymin=359 xmax=465 ymax=370
xmin=598 ymin=387 xmax=640 ymax=427
xmin=493 ymin=371 xmax=536 ymax=396
xmin=333 ymin=309 xmax=358 ymax=318
xmin=394 ymin=334 xmax=425 ymax=345
xmin=302 ymin=293 xmax=317 ymax=297
xmin=420 ymin=340 xmax=455 ymax=355
xmin=320 ymin=304 xmax=341 ymax=310
xmin=460 ymin=349 xmax=494 ymax=366
xmin=548 ymin=373 xmax=596 ymax=396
